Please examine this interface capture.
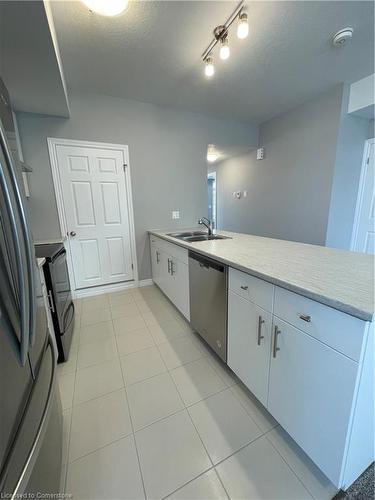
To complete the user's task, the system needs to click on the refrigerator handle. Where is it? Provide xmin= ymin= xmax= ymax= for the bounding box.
xmin=0 ymin=124 xmax=36 ymax=350
xmin=0 ymin=142 xmax=29 ymax=365
xmin=10 ymin=329 xmax=57 ymax=497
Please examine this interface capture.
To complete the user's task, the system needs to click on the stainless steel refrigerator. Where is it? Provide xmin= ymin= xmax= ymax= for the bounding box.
xmin=0 ymin=79 xmax=63 ymax=496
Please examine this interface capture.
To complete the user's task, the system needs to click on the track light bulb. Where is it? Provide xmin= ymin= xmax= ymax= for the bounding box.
xmin=204 ymin=57 xmax=215 ymax=77
xmin=219 ymin=38 xmax=230 ymax=60
xmin=237 ymin=12 xmax=249 ymax=39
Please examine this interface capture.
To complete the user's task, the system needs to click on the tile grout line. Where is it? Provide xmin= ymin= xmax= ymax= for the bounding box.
xmin=264 ymin=433 xmax=317 ymax=500
xmin=117 ymin=338 xmax=148 ymax=500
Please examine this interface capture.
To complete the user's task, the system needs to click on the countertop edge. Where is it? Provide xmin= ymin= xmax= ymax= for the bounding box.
xmin=148 ymin=230 xmax=373 ymax=322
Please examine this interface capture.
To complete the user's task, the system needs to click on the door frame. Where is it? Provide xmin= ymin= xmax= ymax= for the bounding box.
xmin=47 ymin=137 xmax=139 ymax=296
xmin=350 ymin=137 xmax=375 ymax=251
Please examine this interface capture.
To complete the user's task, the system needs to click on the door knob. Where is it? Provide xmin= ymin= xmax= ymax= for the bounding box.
xmin=69 ymin=231 xmax=76 ymax=237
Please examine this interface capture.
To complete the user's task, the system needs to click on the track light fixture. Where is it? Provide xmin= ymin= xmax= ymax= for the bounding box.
xmin=201 ymin=1 xmax=248 ymax=78
xmin=237 ymin=12 xmax=249 ymax=39
xmin=204 ymin=57 xmax=215 ymax=77
xmin=219 ymin=37 xmax=230 ymax=60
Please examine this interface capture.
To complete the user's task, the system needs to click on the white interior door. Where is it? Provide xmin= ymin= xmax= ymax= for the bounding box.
xmin=55 ymin=142 xmax=134 ymax=289
xmin=352 ymin=139 xmax=375 ymax=254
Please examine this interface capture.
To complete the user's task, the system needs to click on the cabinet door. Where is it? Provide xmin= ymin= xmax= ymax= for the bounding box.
xmin=268 ymin=318 xmax=358 ymax=486
xmin=169 ymin=257 xmax=190 ymax=320
xmin=150 ymin=243 xmax=161 ymax=286
xmin=227 ymin=291 xmax=271 ymax=406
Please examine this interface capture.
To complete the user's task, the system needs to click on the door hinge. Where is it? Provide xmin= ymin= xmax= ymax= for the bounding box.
xmin=123 ymin=163 xmax=127 ymax=170
xmin=131 ymin=263 xmax=134 ymax=270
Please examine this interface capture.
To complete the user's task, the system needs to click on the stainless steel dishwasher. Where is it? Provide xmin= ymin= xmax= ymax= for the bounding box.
xmin=189 ymin=251 xmax=228 ymax=362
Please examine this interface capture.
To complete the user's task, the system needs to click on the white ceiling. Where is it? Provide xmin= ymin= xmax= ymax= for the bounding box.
xmin=50 ymin=0 xmax=374 ymax=124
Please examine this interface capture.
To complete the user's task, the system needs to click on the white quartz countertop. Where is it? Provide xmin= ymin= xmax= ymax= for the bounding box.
xmin=149 ymin=229 xmax=374 ymax=322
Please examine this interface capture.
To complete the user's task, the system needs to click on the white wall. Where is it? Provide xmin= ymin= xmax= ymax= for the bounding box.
xmin=213 ymin=86 xmax=343 ymax=246
xmin=17 ymin=91 xmax=258 ymax=279
xmin=326 ymin=85 xmax=370 ymax=249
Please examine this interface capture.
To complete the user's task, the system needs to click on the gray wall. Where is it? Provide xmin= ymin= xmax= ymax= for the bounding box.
xmin=326 ymin=85 xmax=370 ymax=249
xmin=17 ymin=91 xmax=257 ymax=279
xmin=214 ymin=86 xmax=343 ymax=246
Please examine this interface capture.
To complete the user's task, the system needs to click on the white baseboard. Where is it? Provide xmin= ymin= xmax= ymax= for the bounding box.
xmin=72 ymin=278 xmax=154 ymax=299
xmin=139 ymin=279 xmax=154 ymax=287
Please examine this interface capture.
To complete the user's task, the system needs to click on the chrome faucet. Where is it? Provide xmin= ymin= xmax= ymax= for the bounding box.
xmin=198 ymin=217 xmax=213 ymax=236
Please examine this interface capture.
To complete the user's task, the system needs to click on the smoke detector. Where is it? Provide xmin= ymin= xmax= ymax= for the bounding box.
xmin=332 ymin=27 xmax=353 ymax=47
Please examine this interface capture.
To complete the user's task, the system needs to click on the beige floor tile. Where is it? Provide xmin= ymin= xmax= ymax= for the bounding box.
xmin=69 ymin=389 xmax=132 ymax=461
xmin=158 ymin=337 xmax=203 ymax=370
xmin=189 ymin=388 xmax=262 ymax=464
xmin=79 ymin=321 xmax=114 ymax=345
xmin=77 ymin=337 xmax=118 ymax=369
xmin=170 ymin=358 xmax=227 ymax=406
xmin=266 ymin=426 xmax=338 ymax=500
xmin=231 ymin=382 xmax=278 ymax=433
xmin=148 ymin=319 xmax=186 ymax=344
xmin=67 ymin=436 xmax=144 ymax=499
xmin=113 ymin=314 xmax=146 ymax=335
xmin=81 ymin=294 xmax=109 ymax=313
xmin=166 ymin=469 xmax=228 ymax=500
xmin=110 ymin=302 xmax=139 ymax=319
xmin=120 ymin=346 xmax=167 ymax=385
xmin=74 ymin=359 xmax=124 ymax=405
xmin=127 ymin=372 xmax=184 ymax=430
xmin=58 ymin=371 xmax=75 ymax=410
xmin=108 ymin=292 xmax=135 ymax=308
xmin=206 ymin=353 xmax=239 ymax=387
xmin=136 ymin=410 xmax=211 ymax=499
xmin=116 ymin=328 xmax=155 ymax=356
xmin=58 ymin=347 xmax=78 ymax=376
xmin=81 ymin=308 xmax=111 ymax=327
xmin=216 ymin=436 xmax=312 ymax=499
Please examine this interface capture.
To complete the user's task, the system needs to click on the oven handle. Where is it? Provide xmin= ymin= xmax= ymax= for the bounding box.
xmin=50 ymin=246 xmax=66 ymax=264
xmin=62 ymin=301 xmax=75 ymax=335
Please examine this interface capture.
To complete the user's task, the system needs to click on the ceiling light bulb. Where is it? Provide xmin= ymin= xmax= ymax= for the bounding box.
xmin=207 ymin=145 xmax=218 ymax=162
xmin=204 ymin=58 xmax=215 ymax=78
xmin=219 ymin=38 xmax=230 ymax=60
xmin=237 ymin=12 xmax=249 ymax=39
xmin=81 ymin=0 xmax=129 ymax=16
xmin=207 ymin=152 xmax=218 ymax=163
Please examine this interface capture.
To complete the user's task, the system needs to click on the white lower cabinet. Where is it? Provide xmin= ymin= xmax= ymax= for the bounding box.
xmin=150 ymin=236 xmax=190 ymax=320
xmin=228 ymin=291 xmax=271 ymax=406
xmin=268 ymin=318 xmax=358 ymax=486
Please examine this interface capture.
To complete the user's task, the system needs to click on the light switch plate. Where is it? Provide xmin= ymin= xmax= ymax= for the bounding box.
xmin=172 ymin=210 xmax=180 ymax=219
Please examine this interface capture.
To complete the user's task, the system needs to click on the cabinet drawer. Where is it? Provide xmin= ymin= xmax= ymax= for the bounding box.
xmin=229 ymin=268 xmax=274 ymax=312
xmin=274 ymin=287 xmax=365 ymax=361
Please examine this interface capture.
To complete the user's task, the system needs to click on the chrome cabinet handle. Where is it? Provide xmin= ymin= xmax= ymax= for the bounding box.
xmin=69 ymin=231 xmax=76 ymax=237
xmin=272 ymin=325 xmax=281 ymax=358
xmin=156 ymin=250 xmax=160 ymax=264
xmin=167 ymin=258 xmax=171 ymax=274
xmin=257 ymin=316 xmax=265 ymax=345
xmin=240 ymin=285 xmax=248 ymax=291
xmin=47 ymin=291 xmax=55 ymax=313
xmin=170 ymin=260 xmax=175 ymax=276
xmin=299 ymin=314 xmax=311 ymax=323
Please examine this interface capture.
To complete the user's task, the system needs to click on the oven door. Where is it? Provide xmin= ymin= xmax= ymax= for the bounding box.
xmin=49 ymin=248 xmax=71 ymax=334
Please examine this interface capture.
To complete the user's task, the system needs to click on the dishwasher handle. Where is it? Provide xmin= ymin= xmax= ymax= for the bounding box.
xmin=189 ymin=251 xmax=225 ymax=273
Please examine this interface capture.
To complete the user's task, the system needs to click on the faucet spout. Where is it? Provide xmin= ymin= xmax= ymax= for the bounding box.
xmin=198 ymin=217 xmax=213 ymax=236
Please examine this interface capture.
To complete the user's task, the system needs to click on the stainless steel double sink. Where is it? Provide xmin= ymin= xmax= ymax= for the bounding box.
xmin=167 ymin=231 xmax=231 ymax=242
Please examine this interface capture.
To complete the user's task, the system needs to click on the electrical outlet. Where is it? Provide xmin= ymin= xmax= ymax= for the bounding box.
xmin=172 ymin=210 xmax=180 ymax=219
xmin=257 ymin=147 xmax=265 ymax=160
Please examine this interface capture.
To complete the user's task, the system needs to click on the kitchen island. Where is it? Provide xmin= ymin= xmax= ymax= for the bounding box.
xmin=149 ymin=229 xmax=374 ymax=491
